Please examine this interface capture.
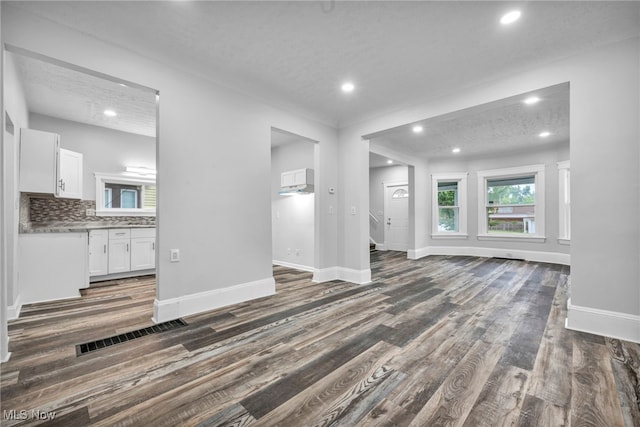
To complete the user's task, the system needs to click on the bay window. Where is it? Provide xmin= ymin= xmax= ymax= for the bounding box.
xmin=477 ymin=165 xmax=545 ymax=241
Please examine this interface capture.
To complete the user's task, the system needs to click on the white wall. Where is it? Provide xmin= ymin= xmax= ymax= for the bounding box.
xmin=1 ymin=4 xmax=340 ymax=324
xmin=1 ymin=2 xmax=7 ymax=362
xmin=29 ymin=113 xmax=156 ymax=201
xmin=341 ymin=37 xmax=640 ymax=342
xmin=369 ymin=165 xmax=408 ymax=245
xmin=271 ymin=141 xmax=315 ymax=271
xmin=3 ymin=51 xmax=29 ymax=324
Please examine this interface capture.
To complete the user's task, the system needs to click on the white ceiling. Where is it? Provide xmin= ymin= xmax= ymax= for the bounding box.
xmin=271 ymin=127 xmax=316 ymax=148
xmin=370 ymin=152 xmax=405 ymax=169
xmin=370 ymin=83 xmax=570 ymax=160
xmin=11 ymin=52 xmax=157 ymax=138
xmin=9 ymin=1 xmax=639 ymax=130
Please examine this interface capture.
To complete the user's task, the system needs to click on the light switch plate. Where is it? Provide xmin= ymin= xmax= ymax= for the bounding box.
xmin=170 ymin=249 xmax=180 ymax=262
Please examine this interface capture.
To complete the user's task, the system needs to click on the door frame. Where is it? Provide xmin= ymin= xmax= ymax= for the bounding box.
xmin=383 ymin=180 xmax=409 ymax=251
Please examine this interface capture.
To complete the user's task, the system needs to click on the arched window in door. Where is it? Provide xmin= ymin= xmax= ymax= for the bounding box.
xmin=392 ymin=188 xmax=409 ymax=199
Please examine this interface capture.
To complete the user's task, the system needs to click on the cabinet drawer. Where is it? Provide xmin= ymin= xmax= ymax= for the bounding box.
xmin=131 ymin=228 xmax=155 ymax=239
xmin=109 ymin=228 xmax=131 ymax=239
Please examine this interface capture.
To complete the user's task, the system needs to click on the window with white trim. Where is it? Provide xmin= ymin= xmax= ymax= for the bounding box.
xmin=431 ymin=173 xmax=468 ymax=237
xmin=557 ymin=160 xmax=570 ymax=243
xmin=477 ymin=165 xmax=545 ymax=240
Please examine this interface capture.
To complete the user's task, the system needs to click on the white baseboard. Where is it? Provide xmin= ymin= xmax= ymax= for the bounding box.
xmin=407 ymin=245 xmax=570 ymax=265
xmin=1 ymin=352 xmax=11 ymax=363
xmin=7 ymin=295 xmax=22 ymax=320
xmin=312 ymin=267 xmax=371 ymax=284
xmin=272 ymin=260 xmax=315 ymax=273
xmin=313 ymin=267 xmax=339 ymax=283
xmin=375 ymin=243 xmax=387 ymax=251
xmin=152 ymin=277 xmax=276 ymax=323
xmin=90 ymin=269 xmax=155 ymax=284
xmin=566 ymin=298 xmax=640 ymax=343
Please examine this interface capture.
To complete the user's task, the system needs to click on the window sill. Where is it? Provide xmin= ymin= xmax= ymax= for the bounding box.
xmin=96 ymin=209 xmax=156 ymax=217
xmin=477 ymin=234 xmax=546 ymax=243
xmin=558 ymin=238 xmax=570 ymax=246
xmin=431 ymin=233 xmax=468 ymax=240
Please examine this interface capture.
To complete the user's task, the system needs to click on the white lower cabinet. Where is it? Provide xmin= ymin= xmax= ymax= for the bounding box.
xmin=131 ymin=228 xmax=156 ymax=271
xmin=88 ymin=229 xmax=108 ymax=276
xmin=89 ymin=228 xmax=155 ymax=279
xmin=108 ymin=229 xmax=131 ymax=274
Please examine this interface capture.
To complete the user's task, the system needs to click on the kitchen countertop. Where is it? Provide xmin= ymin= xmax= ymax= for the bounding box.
xmin=20 ymin=222 xmax=156 ymax=234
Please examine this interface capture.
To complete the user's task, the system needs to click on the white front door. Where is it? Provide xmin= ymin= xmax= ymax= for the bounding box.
xmin=386 ymin=184 xmax=409 ymax=251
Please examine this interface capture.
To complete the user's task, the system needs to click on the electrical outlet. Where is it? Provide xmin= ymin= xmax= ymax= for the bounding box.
xmin=350 ymin=206 xmax=357 ymax=215
xmin=170 ymin=249 xmax=180 ymax=262
xmin=85 ymin=208 xmax=96 ymax=216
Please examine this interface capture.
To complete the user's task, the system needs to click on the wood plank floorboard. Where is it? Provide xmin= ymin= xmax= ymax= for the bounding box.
xmin=1 ymin=251 xmax=639 ymax=426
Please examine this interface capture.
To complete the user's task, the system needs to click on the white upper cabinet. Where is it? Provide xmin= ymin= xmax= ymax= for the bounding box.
xmin=58 ymin=148 xmax=83 ymax=199
xmin=19 ymin=128 xmax=83 ymax=199
xmin=281 ymin=168 xmax=313 ymax=187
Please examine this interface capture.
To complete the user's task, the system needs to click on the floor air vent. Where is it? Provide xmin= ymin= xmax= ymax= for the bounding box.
xmin=76 ymin=318 xmax=187 ymax=356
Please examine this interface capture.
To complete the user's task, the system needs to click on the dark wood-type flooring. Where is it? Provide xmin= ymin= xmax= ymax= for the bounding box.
xmin=2 ymin=251 xmax=639 ymax=426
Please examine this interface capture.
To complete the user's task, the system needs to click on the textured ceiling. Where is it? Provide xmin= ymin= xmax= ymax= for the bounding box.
xmin=8 ymin=1 xmax=640 ymax=128
xmin=11 ymin=52 xmax=157 ymax=137
xmin=370 ymin=83 xmax=570 ymax=160
xmin=370 ymin=152 xmax=404 ymax=169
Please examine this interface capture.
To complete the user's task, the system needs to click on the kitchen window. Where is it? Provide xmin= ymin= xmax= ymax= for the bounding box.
xmin=477 ymin=165 xmax=545 ymax=241
xmin=95 ymin=173 xmax=156 ymax=216
xmin=431 ymin=173 xmax=468 ymax=238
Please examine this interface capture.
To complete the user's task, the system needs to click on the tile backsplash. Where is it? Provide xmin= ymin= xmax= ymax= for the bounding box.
xmin=23 ymin=194 xmax=156 ymax=226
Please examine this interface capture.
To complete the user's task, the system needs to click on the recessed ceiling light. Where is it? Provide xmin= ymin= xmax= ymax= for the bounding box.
xmin=412 ymin=125 xmax=423 ymax=133
xmin=387 ymin=159 xmax=393 ymax=164
xmin=539 ymin=131 xmax=551 ymax=138
xmin=452 ymin=147 xmax=461 ymax=154
xmin=341 ymin=82 xmax=355 ymax=93
xmin=500 ymin=10 xmax=521 ymax=25
xmin=104 ymin=109 xmax=117 ymax=117
xmin=524 ymin=96 xmax=540 ymax=105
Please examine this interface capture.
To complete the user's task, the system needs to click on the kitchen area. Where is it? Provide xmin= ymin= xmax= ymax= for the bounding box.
xmin=7 ymin=49 xmax=158 ymax=313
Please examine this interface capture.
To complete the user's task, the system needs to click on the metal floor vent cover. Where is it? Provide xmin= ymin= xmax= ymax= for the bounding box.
xmin=76 ymin=318 xmax=187 ymax=356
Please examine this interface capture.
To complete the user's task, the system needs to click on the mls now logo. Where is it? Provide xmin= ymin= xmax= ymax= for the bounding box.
xmin=3 ymin=409 xmax=57 ymax=420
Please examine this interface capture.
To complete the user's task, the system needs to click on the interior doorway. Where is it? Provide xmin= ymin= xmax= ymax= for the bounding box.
xmin=368 ymin=152 xmax=409 ymax=252
xmin=270 ymin=128 xmax=318 ymax=273
xmin=4 ymin=46 xmax=159 ymax=312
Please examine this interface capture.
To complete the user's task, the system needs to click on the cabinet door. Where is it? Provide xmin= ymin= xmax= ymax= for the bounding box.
xmin=108 ymin=239 xmax=131 ymax=274
xmin=18 ymin=128 xmax=59 ymax=194
xmin=293 ymin=169 xmax=307 ymax=186
xmin=281 ymin=171 xmax=295 ymax=187
xmin=58 ymin=149 xmax=83 ymax=199
xmin=130 ymin=237 xmax=155 ymax=271
xmin=88 ymin=230 xmax=109 ymax=277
